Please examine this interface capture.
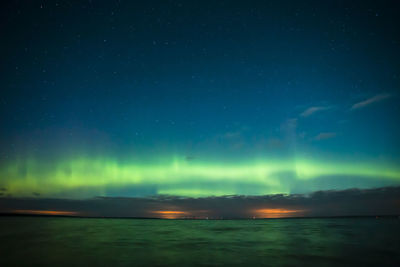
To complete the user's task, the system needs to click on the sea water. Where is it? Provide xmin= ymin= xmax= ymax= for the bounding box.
xmin=0 ymin=217 xmax=399 ymax=266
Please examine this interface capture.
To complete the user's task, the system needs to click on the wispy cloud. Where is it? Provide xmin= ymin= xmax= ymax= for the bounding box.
xmin=280 ymin=118 xmax=297 ymax=132
xmin=300 ymin=106 xmax=331 ymax=117
xmin=351 ymin=94 xmax=391 ymax=110
xmin=314 ymin=132 xmax=337 ymax=141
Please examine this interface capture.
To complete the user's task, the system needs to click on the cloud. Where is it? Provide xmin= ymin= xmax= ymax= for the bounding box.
xmin=314 ymin=132 xmax=337 ymax=141
xmin=1 ymin=187 xmax=399 ymax=218
xmin=351 ymin=94 xmax=391 ymax=110
xmin=300 ymin=106 xmax=330 ymax=117
xmin=280 ymin=118 xmax=297 ymax=132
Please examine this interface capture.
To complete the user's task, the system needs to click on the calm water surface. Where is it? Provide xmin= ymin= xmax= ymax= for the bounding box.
xmin=0 ymin=217 xmax=399 ymax=266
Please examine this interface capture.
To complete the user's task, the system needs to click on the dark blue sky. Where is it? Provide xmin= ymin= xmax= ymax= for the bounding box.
xmin=0 ymin=1 xmax=399 ymax=199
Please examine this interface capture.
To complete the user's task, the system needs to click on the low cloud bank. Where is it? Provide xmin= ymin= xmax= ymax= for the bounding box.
xmin=1 ymin=186 xmax=399 ymax=218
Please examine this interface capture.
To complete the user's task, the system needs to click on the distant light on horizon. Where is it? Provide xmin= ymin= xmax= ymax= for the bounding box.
xmin=12 ymin=210 xmax=79 ymax=216
xmin=253 ymin=208 xmax=306 ymax=218
xmin=150 ymin=210 xmax=189 ymax=219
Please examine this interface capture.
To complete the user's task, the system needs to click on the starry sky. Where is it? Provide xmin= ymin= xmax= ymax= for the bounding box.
xmin=1 ymin=0 xmax=400 ymax=207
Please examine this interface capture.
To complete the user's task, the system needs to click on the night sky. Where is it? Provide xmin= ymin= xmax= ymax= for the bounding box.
xmin=1 ymin=1 xmax=399 ymax=217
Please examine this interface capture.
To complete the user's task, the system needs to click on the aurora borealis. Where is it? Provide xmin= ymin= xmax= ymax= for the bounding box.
xmin=1 ymin=156 xmax=400 ymax=198
xmin=1 ymin=1 xmax=400 ymax=217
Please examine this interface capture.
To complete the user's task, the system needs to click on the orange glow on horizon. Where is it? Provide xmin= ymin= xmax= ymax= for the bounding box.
xmin=151 ymin=210 xmax=189 ymax=219
xmin=254 ymin=208 xmax=306 ymax=218
xmin=153 ymin=211 xmax=187 ymax=214
xmin=13 ymin=209 xmax=79 ymax=216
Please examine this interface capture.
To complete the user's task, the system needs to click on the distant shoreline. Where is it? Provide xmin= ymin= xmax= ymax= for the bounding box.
xmin=1 ymin=213 xmax=399 ymax=220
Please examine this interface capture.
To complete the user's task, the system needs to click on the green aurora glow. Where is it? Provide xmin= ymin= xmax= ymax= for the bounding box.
xmin=1 ymin=1 xmax=400 ymax=205
xmin=1 ymin=156 xmax=399 ymax=198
